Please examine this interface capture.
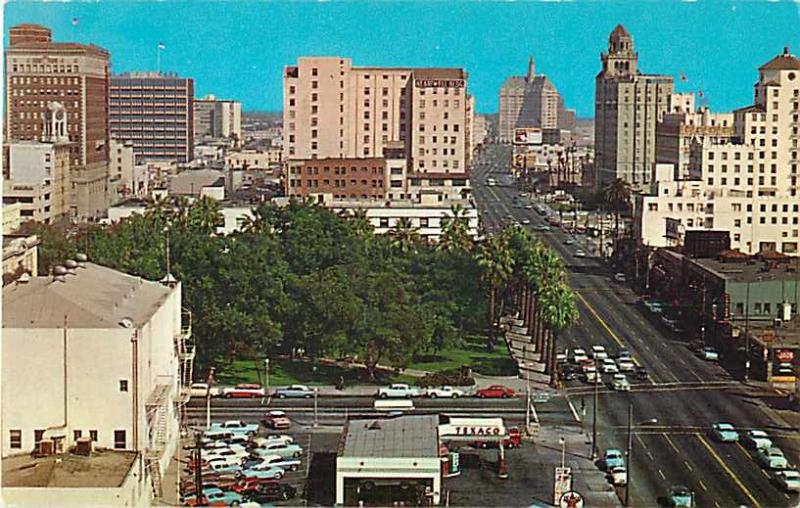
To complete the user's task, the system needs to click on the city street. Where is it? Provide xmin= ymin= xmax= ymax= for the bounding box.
xmin=471 ymin=144 xmax=800 ymax=508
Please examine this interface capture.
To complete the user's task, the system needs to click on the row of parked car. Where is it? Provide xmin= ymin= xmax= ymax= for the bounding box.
xmin=376 ymin=383 xmax=518 ymax=399
xmin=181 ymin=420 xmax=303 ymax=506
xmin=710 ymin=423 xmax=799 ymax=493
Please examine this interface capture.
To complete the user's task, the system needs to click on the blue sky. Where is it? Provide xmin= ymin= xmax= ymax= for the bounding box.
xmin=4 ymin=1 xmax=800 ymax=116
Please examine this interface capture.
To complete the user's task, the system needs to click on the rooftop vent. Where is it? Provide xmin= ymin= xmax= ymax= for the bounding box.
xmin=119 ymin=317 xmax=134 ymax=328
xmin=366 ymin=421 xmax=383 ymax=431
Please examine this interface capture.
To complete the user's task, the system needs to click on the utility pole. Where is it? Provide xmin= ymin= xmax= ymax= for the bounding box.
xmin=313 ymin=387 xmax=319 ymax=428
xmin=625 ymin=402 xmax=633 ymax=507
xmin=701 ymin=274 xmax=707 ymax=344
xmin=744 ymin=281 xmax=751 ymax=383
xmin=205 ymin=367 xmax=215 ymax=430
xmin=194 ymin=431 xmax=203 ymax=504
xmin=591 ymin=358 xmax=599 ymax=460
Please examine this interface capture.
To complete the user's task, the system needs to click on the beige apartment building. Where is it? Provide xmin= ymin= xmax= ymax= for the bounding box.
xmin=283 ymin=57 xmax=473 ymax=200
xmin=594 ymin=25 xmax=674 ymax=189
xmin=4 ymin=24 xmax=111 ymax=220
xmin=635 ymin=48 xmax=800 ymax=256
xmin=499 ymin=57 xmax=575 ymax=144
xmin=194 ymin=94 xmax=242 ymax=140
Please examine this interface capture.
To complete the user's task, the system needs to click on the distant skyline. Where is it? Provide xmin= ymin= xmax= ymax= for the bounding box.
xmin=4 ymin=1 xmax=800 ymax=116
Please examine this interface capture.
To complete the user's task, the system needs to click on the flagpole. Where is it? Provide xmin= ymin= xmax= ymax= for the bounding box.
xmin=157 ymin=45 xmax=161 ymax=74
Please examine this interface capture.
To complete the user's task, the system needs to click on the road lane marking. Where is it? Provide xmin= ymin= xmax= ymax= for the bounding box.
xmin=714 ymin=501 xmax=721 ymax=508
xmin=663 ymin=434 xmax=682 ymax=455
xmin=684 ymin=460 xmax=693 ymax=472
xmin=635 ymin=434 xmax=648 ymax=449
xmin=697 ymin=435 xmax=762 ymax=508
xmin=574 ymin=291 xmax=625 ymax=349
xmin=658 ymin=469 xmax=666 ymax=480
xmin=566 ymin=396 xmax=581 ymax=423
xmin=699 ymin=480 xmax=708 ymax=491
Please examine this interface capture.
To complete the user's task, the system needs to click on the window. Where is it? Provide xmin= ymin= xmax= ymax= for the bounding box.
xmin=379 ymin=218 xmax=389 ymax=228
xmin=114 ymin=430 xmax=126 ymax=449
xmin=90 ymin=430 xmax=98 ymax=442
xmin=119 ymin=380 xmax=128 ymax=392
xmin=73 ymin=430 xmax=82 ymax=441
xmin=34 ymin=429 xmax=45 ymax=444
xmin=10 ymin=430 xmax=22 ymax=449
xmin=754 ymin=303 xmax=762 ymax=314
xmin=311 ymin=67 xmax=318 ymax=76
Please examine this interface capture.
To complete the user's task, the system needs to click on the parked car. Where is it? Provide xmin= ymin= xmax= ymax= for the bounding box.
xmin=590 ymin=345 xmax=608 ymax=360
xmin=262 ymin=411 xmax=292 ymax=430
xmin=184 ymin=487 xmax=244 ymax=507
xmin=697 ymin=347 xmax=719 ymax=361
xmin=603 ymin=449 xmax=625 ymax=470
xmin=743 ymin=430 xmax=773 ymax=450
xmin=424 ymin=386 xmax=465 ymax=398
xmin=574 ymin=250 xmax=586 ymax=258
xmin=251 ymin=441 xmax=303 ymax=459
xmin=711 ymin=423 xmax=739 ymax=443
xmin=190 ymin=382 xmax=222 ymax=398
xmin=616 ymin=357 xmax=635 ymax=372
xmin=242 ymin=483 xmax=297 ymax=503
xmin=757 ymin=447 xmax=789 ymax=469
xmin=238 ymin=467 xmax=285 ymax=481
xmin=475 ymin=384 xmax=515 ymax=398
xmin=521 ymin=218 xmax=531 ymax=225
xmin=571 ymin=348 xmax=589 ymax=363
xmin=473 ymin=427 xmax=523 ymax=449
xmin=773 ymin=469 xmax=800 ymax=493
xmin=250 ymin=435 xmax=294 ymax=448
xmin=614 ymin=273 xmax=626 ymax=283
xmin=633 ymin=366 xmax=649 ymax=381
xmin=222 ymin=384 xmax=265 ymax=399
xmin=558 ymin=364 xmax=578 ymax=381
xmin=611 ymin=373 xmax=631 ymax=391
xmin=250 ymin=454 xmax=301 ymax=472
xmin=210 ymin=420 xmax=260 ymax=436
xmin=202 ymin=429 xmax=234 ymax=442
xmin=600 ymin=358 xmax=619 ymax=374
xmin=203 ymin=448 xmax=249 ymax=465
xmin=607 ymin=466 xmax=627 ymax=486
xmin=274 ymin=384 xmax=315 ymax=399
xmin=564 ymin=239 xmax=576 ymax=246
xmin=377 ymin=383 xmax=420 ymax=399
xmin=666 ymin=485 xmax=695 ymax=507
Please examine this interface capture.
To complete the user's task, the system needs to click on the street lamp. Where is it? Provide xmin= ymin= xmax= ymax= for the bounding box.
xmin=559 ymin=436 xmax=566 ymax=470
xmin=265 ymin=358 xmax=270 ymax=397
xmin=625 ymin=401 xmax=658 ymax=507
xmin=206 ymin=367 xmax=216 ymax=430
xmin=591 ymin=358 xmax=599 ymax=460
xmin=313 ymin=387 xmax=319 ymax=428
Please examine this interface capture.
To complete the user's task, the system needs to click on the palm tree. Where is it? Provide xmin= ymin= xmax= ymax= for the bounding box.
xmin=189 ymin=196 xmax=224 ymax=233
xmin=603 ymin=178 xmax=632 ymax=243
xmin=389 ymin=217 xmax=420 ymax=253
xmin=347 ymin=208 xmax=373 ymax=239
xmin=476 ymin=233 xmax=515 ymax=350
xmin=144 ymin=196 xmax=171 ymax=225
xmin=439 ymin=203 xmax=472 ymax=252
xmin=539 ymin=282 xmax=579 ymax=388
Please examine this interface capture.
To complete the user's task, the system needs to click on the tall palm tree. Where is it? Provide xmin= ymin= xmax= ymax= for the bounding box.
xmin=189 ymin=196 xmax=224 ymax=233
xmin=603 ymin=178 xmax=632 ymax=243
xmin=540 ymin=282 xmax=579 ymax=387
xmin=389 ymin=217 xmax=420 ymax=253
xmin=144 ymin=196 xmax=171 ymax=225
xmin=476 ymin=233 xmax=515 ymax=350
xmin=347 ymin=208 xmax=373 ymax=239
xmin=439 ymin=203 xmax=472 ymax=252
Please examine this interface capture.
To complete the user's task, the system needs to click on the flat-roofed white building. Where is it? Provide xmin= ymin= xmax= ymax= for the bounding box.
xmin=1 ymin=261 xmax=194 ymax=504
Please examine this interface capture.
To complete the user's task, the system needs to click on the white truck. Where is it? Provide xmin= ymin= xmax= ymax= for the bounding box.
xmin=376 ymin=383 xmax=420 ymax=399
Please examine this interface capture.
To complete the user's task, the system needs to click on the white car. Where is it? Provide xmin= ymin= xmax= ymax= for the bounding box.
xmin=425 ymin=386 xmax=465 ymax=398
xmin=202 ymin=454 xmax=245 ymax=469
xmin=190 ymin=382 xmax=221 ymax=398
xmin=743 ymin=430 xmax=773 ymax=450
xmin=572 ymin=348 xmax=589 ymax=363
xmin=521 ymin=219 xmax=531 ymax=225
xmin=774 ymin=469 xmax=800 ymax=492
xmin=698 ymin=347 xmax=719 ymax=361
xmin=611 ymin=373 xmax=630 ymax=391
xmin=251 ymin=454 xmax=301 ymax=472
xmin=377 ymin=383 xmax=420 ymax=399
xmin=616 ymin=357 xmax=635 ymax=372
xmin=614 ymin=273 xmax=626 ymax=283
xmin=757 ymin=447 xmax=789 ymax=469
xmin=251 ymin=435 xmax=294 ymax=448
xmin=607 ymin=466 xmax=627 ymax=486
xmin=590 ymin=345 xmax=608 ymax=360
xmin=601 ymin=358 xmax=619 ymax=374
xmin=574 ymin=250 xmax=586 ymax=258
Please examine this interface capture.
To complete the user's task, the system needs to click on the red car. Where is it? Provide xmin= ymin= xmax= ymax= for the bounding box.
xmin=474 ymin=427 xmax=523 ymax=449
xmin=475 ymin=384 xmax=515 ymax=398
xmin=222 ymin=383 xmax=265 ymax=398
xmin=262 ymin=410 xmax=292 ymax=430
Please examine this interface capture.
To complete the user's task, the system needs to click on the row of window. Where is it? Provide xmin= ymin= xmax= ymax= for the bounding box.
xmin=11 ymin=76 xmax=81 ymax=85
xmin=419 ymin=135 xmax=460 ymax=145
xmin=734 ymin=301 xmax=800 ymax=316
xmin=416 ymin=159 xmax=460 ymax=169
xmin=707 ymin=176 xmax=784 ymax=186
xmin=9 ymin=429 xmax=125 ymax=449
xmin=418 ymin=99 xmax=461 ymax=109
xmin=12 ymin=88 xmax=80 ymax=97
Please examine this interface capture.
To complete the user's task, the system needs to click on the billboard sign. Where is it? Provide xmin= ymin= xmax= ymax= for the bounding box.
xmin=514 ymin=127 xmax=543 ymax=145
xmin=665 ymin=217 xmax=683 ymax=240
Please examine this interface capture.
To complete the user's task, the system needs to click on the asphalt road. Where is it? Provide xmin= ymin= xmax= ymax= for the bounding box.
xmin=471 ymin=144 xmax=799 ymax=508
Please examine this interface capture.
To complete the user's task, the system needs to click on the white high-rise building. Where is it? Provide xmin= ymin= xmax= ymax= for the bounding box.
xmin=635 ymin=48 xmax=800 ymax=256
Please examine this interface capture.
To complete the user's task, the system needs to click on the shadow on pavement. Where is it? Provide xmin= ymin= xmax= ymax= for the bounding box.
xmin=305 ymin=452 xmax=336 ymax=506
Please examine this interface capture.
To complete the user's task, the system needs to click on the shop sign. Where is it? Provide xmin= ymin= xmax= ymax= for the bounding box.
xmin=453 ymin=425 xmax=502 ymax=436
xmin=775 ymin=349 xmax=795 ymax=363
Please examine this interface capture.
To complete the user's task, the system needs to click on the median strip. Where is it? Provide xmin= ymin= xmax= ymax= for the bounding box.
xmin=696 ymin=435 xmax=762 ymax=508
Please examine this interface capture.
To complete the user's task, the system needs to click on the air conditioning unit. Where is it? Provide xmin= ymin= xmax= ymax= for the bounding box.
xmin=33 ymin=440 xmax=54 ymax=458
xmin=75 ymin=437 xmax=93 ymax=456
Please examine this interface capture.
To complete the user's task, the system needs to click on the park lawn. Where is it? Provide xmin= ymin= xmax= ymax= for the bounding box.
xmin=214 ymin=358 xmax=416 ymax=387
xmin=407 ymin=334 xmax=517 ymax=376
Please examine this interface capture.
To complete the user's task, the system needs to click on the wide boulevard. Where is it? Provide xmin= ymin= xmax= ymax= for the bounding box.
xmin=471 ymin=143 xmax=799 ymax=508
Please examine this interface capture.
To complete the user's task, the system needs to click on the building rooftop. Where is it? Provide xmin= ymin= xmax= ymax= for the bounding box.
xmin=2 ymin=450 xmax=137 ymax=488
xmin=340 ymin=415 xmax=439 ymax=459
xmin=3 ymin=262 xmax=173 ymax=329
xmin=168 ymin=169 xmax=225 ymax=195
xmin=759 ymin=47 xmax=800 ymax=71
xmin=692 ymin=256 xmax=800 ymax=284
xmin=412 ymin=68 xmax=466 ymax=81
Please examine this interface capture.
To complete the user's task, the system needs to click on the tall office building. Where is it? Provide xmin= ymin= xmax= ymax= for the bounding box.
xmin=194 ymin=95 xmax=242 ymax=140
xmin=635 ymin=48 xmax=800 ymax=255
xmin=594 ymin=25 xmax=674 ymax=189
xmin=4 ymin=23 xmax=111 ymax=220
xmin=110 ymin=72 xmax=194 ymax=163
xmin=283 ymin=57 xmax=472 ymax=200
xmin=498 ymin=56 xmax=575 ymax=143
